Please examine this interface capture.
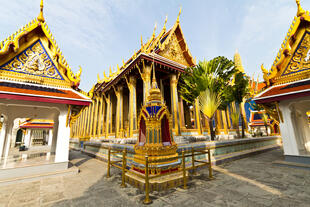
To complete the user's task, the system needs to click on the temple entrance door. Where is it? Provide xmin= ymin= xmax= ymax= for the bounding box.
xmin=15 ymin=129 xmax=23 ymax=147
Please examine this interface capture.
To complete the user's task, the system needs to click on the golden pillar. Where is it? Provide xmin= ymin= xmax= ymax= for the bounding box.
xmin=222 ymin=110 xmax=228 ymax=134
xmin=83 ymin=107 xmax=88 ymax=138
xmin=128 ymin=76 xmax=137 ymax=137
xmin=105 ymin=93 xmax=111 ymax=138
xmin=216 ymin=110 xmax=222 ymax=133
xmin=93 ymin=96 xmax=99 ymax=137
xmin=170 ymin=74 xmax=180 ymax=135
xmin=194 ymin=98 xmax=202 ymax=135
xmin=115 ymin=86 xmax=123 ymax=138
xmin=86 ymin=104 xmax=92 ymax=137
xmin=101 ymin=97 xmax=106 ymax=137
xmin=226 ymin=108 xmax=231 ymax=130
xmin=89 ymin=101 xmax=95 ymax=137
xmin=142 ymin=65 xmax=152 ymax=104
xmin=98 ymin=95 xmax=103 ymax=138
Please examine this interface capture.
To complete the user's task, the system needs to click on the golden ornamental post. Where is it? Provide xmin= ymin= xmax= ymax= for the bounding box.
xmin=107 ymin=147 xmax=111 ymax=178
xmin=208 ymin=149 xmax=213 ymax=179
xmin=121 ymin=148 xmax=127 ymax=188
xmin=182 ymin=150 xmax=187 ymax=189
xmin=143 ymin=155 xmax=152 ymax=204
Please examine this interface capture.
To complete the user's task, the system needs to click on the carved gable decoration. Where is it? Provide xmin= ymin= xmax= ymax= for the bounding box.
xmin=158 ymin=33 xmax=190 ymax=67
xmin=282 ymin=31 xmax=310 ymax=77
xmin=0 ymin=40 xmax=63 ymax=81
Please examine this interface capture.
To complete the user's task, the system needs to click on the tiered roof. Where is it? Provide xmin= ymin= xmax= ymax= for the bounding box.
xmin=95 ymin=8 xmax=195 ymax=93
xmin=0 ymin=0 xmax=91 ymax=105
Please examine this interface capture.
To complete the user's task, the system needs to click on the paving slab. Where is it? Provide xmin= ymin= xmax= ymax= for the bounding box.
xmin=0 ymin=148 xmax=310 ymax=206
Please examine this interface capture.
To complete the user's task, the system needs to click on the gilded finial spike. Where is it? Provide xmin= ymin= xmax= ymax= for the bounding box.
xmin=152 ymin=22 xmax=157 ymax=38
xmin=141 ymin=35 xmax=143 ymax=47
xmin=296 ymin=0 xmax=305 ymax=17
xmin=122 ymin=59 xmax=125 ymax=68
xmin=109 ymin=66 xmax=112 ymax=76
xmin=163 ymin=15 xmax=168 ymax=31
xmin=177 ymin=6 xmax=182 ymax=24
xmin=117 ymin=64 xmax=120 ymax=72
xmin=37 ymin=0 xmax=45 ymax=22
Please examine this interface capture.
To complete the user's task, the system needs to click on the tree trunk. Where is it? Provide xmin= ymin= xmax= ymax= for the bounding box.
xmin=240 ymin=110 xmax=245 ymax=138
xmin=265 ymin=124 xmax=268 ymax=136
xmin=208 ymin=118 xmax=215 ymax=141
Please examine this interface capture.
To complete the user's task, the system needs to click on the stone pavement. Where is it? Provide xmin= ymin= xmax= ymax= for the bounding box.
xmin=0 ymin=148 xmax=309 ymax=207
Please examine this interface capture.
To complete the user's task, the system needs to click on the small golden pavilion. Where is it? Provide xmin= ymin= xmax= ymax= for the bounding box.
xmin=70 ymin=9 xmax=251 ymax=142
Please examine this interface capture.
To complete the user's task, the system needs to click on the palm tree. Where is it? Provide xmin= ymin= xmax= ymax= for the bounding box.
xmin=261 ymin=112 xmax=269 ymax=136
xmin=198 ymin=88 xmax=222 ymax=140
xmin=179 ymin=57 xmax=235 ymax=140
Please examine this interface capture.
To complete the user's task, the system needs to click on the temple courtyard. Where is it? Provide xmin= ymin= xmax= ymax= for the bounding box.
xmin=0 ymin=148 xmax=308 ymax=207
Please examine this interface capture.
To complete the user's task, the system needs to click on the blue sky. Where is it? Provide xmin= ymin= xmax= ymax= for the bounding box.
xmin=1 ymin=0 xmax=310 ymax=91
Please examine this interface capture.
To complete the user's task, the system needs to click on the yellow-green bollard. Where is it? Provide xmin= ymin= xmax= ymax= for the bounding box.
xmin=208 ymin=149 xmax=213 ymax=179
xmin=107 ymin=147 xmax=111 ymax=178
xmin=182 ymin=150 xmax=187 ymax=189
xmin=121 ymin=148 xmax=127 ymax=188
xmin=143 ymin=155 xmax=152 ymax=204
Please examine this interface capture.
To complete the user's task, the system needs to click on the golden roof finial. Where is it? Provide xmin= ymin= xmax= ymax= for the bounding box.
xmin=163 ymin=15 xmax=168 ymax=32
xmin=152 ymin=22 xmax=157 ymax=39
xmin=103 ymin=71 xmax=108 ymax=80
xmin=176 ymin=6 xmax=182 ymax=24
xmin=37 ymin=0 xmax=45 ymax=22
xmin=296 ymin=0 xmax=305 ymax=17
xmin=109 ymin=66 xmax=112 ymax=77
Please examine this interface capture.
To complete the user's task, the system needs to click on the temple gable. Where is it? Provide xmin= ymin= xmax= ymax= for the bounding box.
xmin=281 ymin=31 xmax=310 ymax=77
xmin=0 ymin=40 xmax=64 ymax=81
xmin=158 ymin=32 xmax=190 ymax=67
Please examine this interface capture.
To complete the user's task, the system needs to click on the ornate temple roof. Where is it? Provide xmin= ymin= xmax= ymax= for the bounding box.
xmin=254 ymin=78 xmax=310 ymax=104
xmin=0 ymin=0 xmax=82 ymax=89
xmin=261 ymin=0 xmax=310 ymax=87
xmin=19 ymin=119 xmax=54 ymax=129
xmin=255 ymin=0 xmax=310 ymax=103
xmin=96 ymin=8 xmax=195 ymax=93
xmin=0 ymin=0 xmax=91 ymax=105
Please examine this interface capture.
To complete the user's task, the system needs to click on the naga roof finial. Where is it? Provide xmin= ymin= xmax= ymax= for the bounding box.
xmin=176 ymin=6 xmax=182 ymax=24
xmin=296 ymin=0 xmax=305 ymax=17
xmin=37 ymin=0 xmax=45 ymax=22
xmin=152 ymin=23 xmax=157 ymax=39
xmin=163 ymin=15 xmax=168 ymax=32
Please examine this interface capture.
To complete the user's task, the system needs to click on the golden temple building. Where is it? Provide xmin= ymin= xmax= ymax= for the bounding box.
xmin=69 ymin=10 xmax=260 ymax=143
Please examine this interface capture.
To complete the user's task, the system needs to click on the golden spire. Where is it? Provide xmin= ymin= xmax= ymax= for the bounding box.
xmin=163 ymin=15 xmax=168 ymax=32
xmin=37 ymin=0 xmax=45 ymax=22
xmin=176 ymin=6 xmax=182 ymax=24
xmin=109 ymin=66 xmax=112 ymax=77
xmin=147 ymin=63 xmax=161 ymax=103
xmin=234 ymin=49 xmax=245 ymax=73
xmin=296 ymin=0 xmax=305 ymax=17
xmin=152 ymin=23 xmax=157 ymax=39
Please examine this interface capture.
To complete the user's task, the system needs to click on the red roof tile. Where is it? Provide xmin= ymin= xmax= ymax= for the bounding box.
xmin=254 ymin=79 xmax=310 ymax=103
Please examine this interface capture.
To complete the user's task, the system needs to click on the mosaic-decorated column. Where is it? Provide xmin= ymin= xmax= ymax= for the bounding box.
xmin=93 ymin=96 xmax=99 ymax=137
xmin=142 ymin=65 xmax=152 ymax=104
xmin=105 ymin=93 xmax=111 ymax=138
xmin=89 ymin=100 xmax=95 ymax=137
xmin=115 ymin=86 xmax=123 ymax=138
xmin=128 ymin=76 xmax=137 ymax=137
xmin=97 ymin=95 xmax=103 ymax=138
xmin=170 ymin=74 xmax=180 ymax=135
xmin=222 ymin=110 xmax=228 ymax=134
